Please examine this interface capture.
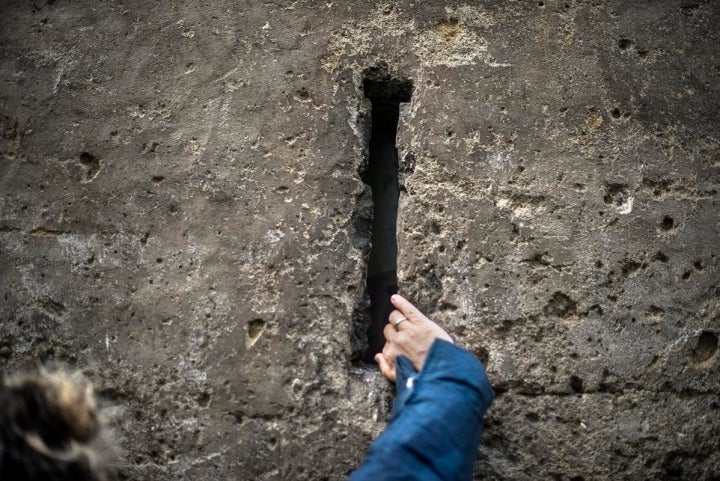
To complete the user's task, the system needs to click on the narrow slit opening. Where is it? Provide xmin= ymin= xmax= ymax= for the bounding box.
xmin=358 ymin=65 xmax=413 ymax=364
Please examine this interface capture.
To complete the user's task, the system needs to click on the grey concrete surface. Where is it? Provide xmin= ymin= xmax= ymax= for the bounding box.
xmin=1 ymin=1 xmax=719 ymax=480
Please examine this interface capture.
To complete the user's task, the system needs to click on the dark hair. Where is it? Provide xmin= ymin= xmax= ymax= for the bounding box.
xmin=0 ymin=371 xmax=109 ymax=481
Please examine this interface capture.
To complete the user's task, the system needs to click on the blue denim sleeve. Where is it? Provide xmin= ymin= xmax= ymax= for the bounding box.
xmin=350 ymin=339 xmax=494 ymax=481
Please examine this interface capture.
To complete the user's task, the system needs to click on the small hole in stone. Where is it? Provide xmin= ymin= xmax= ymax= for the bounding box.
xmin=197 ymin=392 xmax=211 ymax=408
xmin=295 ymin=88 xmax=310 ymax=101
xmin=692 ymin=331 xmax=718 ymax=363
xmin=661 ymin=216 xmax=674 ymax=231
xmin=569 ymin=375 xmax=584 ymax=393
xmin=247 ymin=318 xmax=267 ymax=346
xmin=652 ymin=251 xmax=669 ymax=263
xmin=618 ymin=38 xmax=633 ymax=50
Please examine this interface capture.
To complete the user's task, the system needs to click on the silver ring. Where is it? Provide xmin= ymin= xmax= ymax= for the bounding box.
xmin=394 ymin=317 xmax=408 ymax=329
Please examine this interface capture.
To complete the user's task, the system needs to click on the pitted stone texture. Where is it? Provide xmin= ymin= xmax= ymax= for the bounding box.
xmin=1 ymin=1 xmax=718 ymax=480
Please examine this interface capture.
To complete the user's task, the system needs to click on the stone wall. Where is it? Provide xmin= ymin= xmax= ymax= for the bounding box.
xmin=1 ymin=1 xmax=718 ymax=479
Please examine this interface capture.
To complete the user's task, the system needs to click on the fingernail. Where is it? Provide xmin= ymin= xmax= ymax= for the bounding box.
xmin=390 ymin=294 xmax=398 ymax=302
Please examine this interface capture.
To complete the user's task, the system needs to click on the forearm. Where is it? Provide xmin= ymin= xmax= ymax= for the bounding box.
xmin=351 ymin=340 xmax=494 ymax=481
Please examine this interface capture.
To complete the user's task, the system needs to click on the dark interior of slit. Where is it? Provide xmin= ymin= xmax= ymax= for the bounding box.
xmin=362 ymin=72 xmax=412 ymax=363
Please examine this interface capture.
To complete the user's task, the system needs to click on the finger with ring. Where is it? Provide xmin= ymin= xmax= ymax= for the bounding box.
xmin=394 ymin=316 xmax=408 ymax=329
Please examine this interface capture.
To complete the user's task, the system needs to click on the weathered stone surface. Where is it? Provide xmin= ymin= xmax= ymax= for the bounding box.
xmin=1 ymin=1 xmax=718 ymax=480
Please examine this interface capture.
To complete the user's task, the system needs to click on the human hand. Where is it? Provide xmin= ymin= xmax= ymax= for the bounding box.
xmin=374 ymin=294 xmax=454 ymax=382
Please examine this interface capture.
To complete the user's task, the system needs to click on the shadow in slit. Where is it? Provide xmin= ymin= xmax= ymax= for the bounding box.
xmin=361 ymin=66 xmax=413 ymax=363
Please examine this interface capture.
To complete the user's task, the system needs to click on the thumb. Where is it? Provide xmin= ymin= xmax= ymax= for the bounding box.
xmin=374 ymin=353 xmax=396 ymax=382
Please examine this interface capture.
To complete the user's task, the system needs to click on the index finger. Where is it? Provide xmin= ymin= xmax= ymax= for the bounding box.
xmin=390 ymin=294 xmax=423 ymax=321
